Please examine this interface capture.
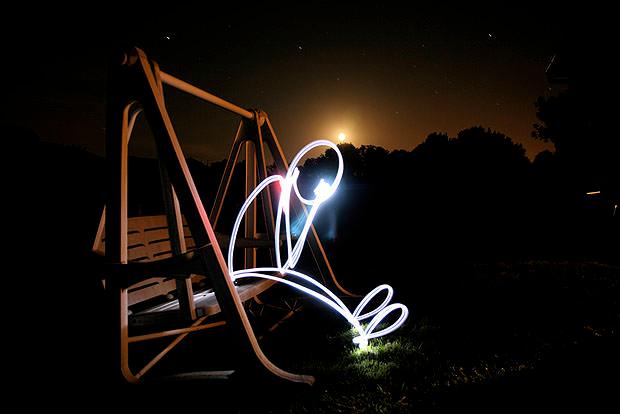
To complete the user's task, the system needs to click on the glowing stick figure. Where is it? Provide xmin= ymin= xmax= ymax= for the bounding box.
xmin=229 ymin=140 xmax=408 ymax=348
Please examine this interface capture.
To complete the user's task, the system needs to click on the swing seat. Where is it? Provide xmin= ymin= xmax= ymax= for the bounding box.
xmin=93 ymin=214 xmax=277 ymax=327
xmin=97 ymin=47 xmax=349 ymax=385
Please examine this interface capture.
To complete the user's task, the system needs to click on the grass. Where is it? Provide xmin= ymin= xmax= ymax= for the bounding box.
xmin=55 ymin=260 xmax=619 ymax=411
xmin=262 ymin=260 xmax=619 ymax=412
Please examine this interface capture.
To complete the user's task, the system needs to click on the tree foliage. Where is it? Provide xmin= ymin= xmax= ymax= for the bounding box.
xmin=532 ymin=90 xmax=572 ymax=153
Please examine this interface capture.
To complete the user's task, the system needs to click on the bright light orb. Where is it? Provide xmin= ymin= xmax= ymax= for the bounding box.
xmin=338 ymin=132 xmax=347 ymax=143
xmin=313 ymin=179 xmax=332 ymax=201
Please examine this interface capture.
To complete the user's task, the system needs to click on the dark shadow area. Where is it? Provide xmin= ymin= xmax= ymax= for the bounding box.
xmin=5 ymin=38 xmax=619 ymax=410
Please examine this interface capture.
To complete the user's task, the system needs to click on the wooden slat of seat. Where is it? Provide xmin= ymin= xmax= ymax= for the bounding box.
xmin=134 ymin=278 xmax=277 ymax=317
xmin=129 ymin=215 xmax=168 ymax=230
xmin=98 ymin=213 xmax=279 ymax=324
xmin=126 ymin=274 xmax=206 ymax=306
xmin=127 ymin=245 xmax=153 ymax=261
xmin=103 ymin=229 xmax=192 ymax=247
xmin=103 ymin=229 xmax=270 ymax=252
xmin=147 ymin=240 xmax=176 ymax=257
xmin=142 ymin=228 xmax=173 ymax=243
xmin=128 ymin=279 xmax=178 ymax=306
xmin=128 ymin=277 xmax=167 ymax=291
xmin=127 ymin=232 xmax=147 ymax=246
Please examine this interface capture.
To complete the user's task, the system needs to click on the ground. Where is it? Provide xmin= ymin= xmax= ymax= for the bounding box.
xmin=67 ymin=260 xmax=620 ymax=412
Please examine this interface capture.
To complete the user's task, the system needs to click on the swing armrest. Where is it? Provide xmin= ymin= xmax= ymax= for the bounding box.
xmin=91 ymin=243 xmax=212 ymax=288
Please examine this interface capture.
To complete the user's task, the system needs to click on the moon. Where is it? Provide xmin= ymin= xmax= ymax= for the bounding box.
xmin=338 ymin=132 xmax=347 ymax=143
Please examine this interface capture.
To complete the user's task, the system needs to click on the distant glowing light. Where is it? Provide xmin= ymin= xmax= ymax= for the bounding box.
xmin=338 ymin=132 xmax=347 ymax=143
xmin=228 ymin=140 xmax=408 ymax=348
xmin=586 ymin=190 xmax=601 ymax=195
xmin=313 ymin=179 xmax=332 ymax=201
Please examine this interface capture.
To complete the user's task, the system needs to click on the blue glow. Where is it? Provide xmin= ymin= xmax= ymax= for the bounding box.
xmin=289 ymin=212 xmax=306 ymax=238
xmin=228 ymin=140 xmax=408 ymax=348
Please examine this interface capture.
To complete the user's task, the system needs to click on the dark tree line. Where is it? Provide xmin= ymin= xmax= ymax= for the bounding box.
xmin=6 ymin=84 xmax=618 ymax=289
xmin=296 ymin=122 xmax=617 ymax=289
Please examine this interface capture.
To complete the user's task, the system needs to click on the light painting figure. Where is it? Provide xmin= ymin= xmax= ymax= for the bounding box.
xmin=228 ymin=140 xmax=408 ymax=349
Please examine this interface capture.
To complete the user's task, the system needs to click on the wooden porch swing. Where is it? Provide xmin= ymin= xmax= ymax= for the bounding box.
xmin=95 ymin=47 xmax=353 ymax=384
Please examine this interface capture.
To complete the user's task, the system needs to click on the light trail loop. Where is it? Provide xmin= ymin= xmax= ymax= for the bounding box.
xmin=228 ymin=140 xmax=408 ymax=348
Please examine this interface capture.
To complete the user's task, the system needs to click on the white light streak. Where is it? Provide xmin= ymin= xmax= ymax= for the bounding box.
xmin=228 ymin=140 xmax=408 ymax=348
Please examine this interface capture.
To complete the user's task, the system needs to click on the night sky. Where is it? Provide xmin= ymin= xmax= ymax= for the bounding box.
xmin=4 ymin=5 xmax=566 ymax=162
